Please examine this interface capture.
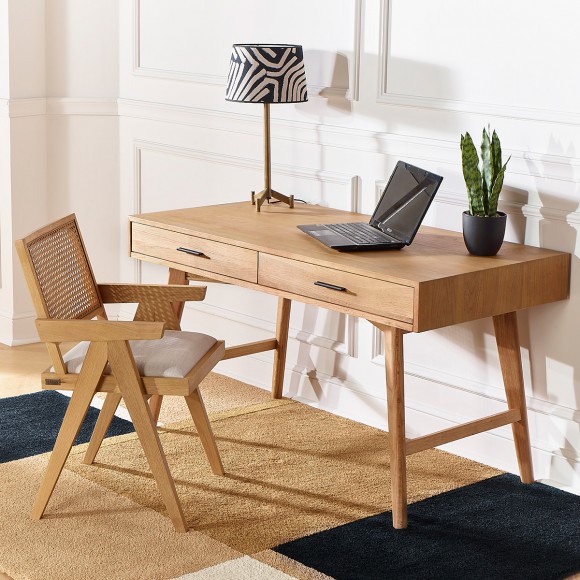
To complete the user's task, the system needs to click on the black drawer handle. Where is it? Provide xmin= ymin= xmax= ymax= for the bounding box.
xmin=177 ymin=247 xmax=206 ymax=257
xmin=314 ymin=281 xmax=347 ymax=292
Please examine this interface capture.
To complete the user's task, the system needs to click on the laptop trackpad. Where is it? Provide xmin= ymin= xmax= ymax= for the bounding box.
xmin=309 ymin=228 xmax=351 ymax=245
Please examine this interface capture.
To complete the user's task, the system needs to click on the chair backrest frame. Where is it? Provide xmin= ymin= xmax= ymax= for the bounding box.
xmin=16 ymin=214 xmax=107 ymax=374
xmin=15 ymin=214 xmax=105 ymax=322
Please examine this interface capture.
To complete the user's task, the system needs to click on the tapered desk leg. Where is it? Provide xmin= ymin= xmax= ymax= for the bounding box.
xmin=493 ymin=312 xmax=534 ymax=483
xmin=382 ymin=325 xmax=408 ymax=528
xmin=149 ymin=268 xmax=188 ymax=424
xmin=272 ymin=297 xmax=291 ymax=399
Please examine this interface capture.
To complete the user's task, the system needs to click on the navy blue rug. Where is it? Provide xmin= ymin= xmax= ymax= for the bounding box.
xmin=0 ymin=391 xmax=134 ymax=463
xmin=274 ymin=474 xmax=580 ymax=580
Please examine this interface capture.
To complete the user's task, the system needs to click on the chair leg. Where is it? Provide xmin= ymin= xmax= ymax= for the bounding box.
xmin=149 ymin=394 xmax=164 ymax=425
xmin=83 ymin=392 xmax=123 ymax=465
xmin=32 ymin=342 xmax=108 ymax=520
xmin=107 ymin=340 xmax=188 ymax=533
xmin=185 ymin=388 xmax=224 ymax=476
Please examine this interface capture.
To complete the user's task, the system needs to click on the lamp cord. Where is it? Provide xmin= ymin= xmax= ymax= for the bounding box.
xmin=268 ymin=199 xmax=310 ymax=205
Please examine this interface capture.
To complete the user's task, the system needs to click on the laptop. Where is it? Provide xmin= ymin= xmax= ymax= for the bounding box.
xmin=297 ymin=161 xmax=443 ymax=251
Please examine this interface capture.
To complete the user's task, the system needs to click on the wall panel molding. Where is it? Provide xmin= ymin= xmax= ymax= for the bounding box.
xmin=348 ymin=0 xmax=363 ymax=101
xmin=119 ymin=100 xmax=580 ymax=182
xmin=377 ymin=0 xmax=580 ymax=125
xmin=369 ymin=350 xmax=580 ymax=429
xmin=45 ymin=98 xmax=118 ymax=116
xmin=132 ymin=0 xmax=222 ymax=86
xmin=522 ymin=203 xmax=580 ymax=226
xmin=5 ymin=97 xmax=46 ymax=117
xmin=6 ymin=96 xmax=578 ymax=227
xmin=132 ymin=138 xmax=356 ymax=187
xmin=3 ymin=97 xmax=118 ymax=117
xmin=132 ymin=0 xmax=363 ymax=100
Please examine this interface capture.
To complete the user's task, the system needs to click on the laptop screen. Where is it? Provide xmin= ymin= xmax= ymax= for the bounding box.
xmin=369 ymin=161 xmax=442 ymax=244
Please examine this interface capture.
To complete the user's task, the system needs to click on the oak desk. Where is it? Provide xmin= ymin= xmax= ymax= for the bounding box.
xmin=129 ymin=201 xmax=570 ymax=529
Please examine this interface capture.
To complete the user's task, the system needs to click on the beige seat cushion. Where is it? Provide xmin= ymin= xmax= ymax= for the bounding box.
xmin=61 ymin=330 xmax=217 ymax=378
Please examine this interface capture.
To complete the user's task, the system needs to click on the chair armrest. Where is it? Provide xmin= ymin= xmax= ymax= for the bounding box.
xmin=36 ymin=319 xmax=164 ymax=343
xmin=98 ymin=283 xmax=206 ymax=304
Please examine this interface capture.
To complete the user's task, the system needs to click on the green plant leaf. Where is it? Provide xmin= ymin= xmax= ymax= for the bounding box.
xmin=491 ymin=130 xmax=502 ymax=183
xmin=489 ymin=156 xmax=510 ymax=216
xmin=481 ymin=127 xmax=492 ymax=215
xmin=460 ymin=132 xmax=484 ymax=215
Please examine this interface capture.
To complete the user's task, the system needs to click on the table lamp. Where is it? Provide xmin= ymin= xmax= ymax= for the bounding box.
xmin=226 ymin=44 xmax=308 ymax=212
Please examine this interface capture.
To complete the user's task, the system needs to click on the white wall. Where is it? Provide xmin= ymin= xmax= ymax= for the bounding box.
xmin=4 ymin=0 xmax=580 ymax=493
xmin=44 ymin=0 xmax=120 ymax=283
xmin=0 ymin=0 xmax=47 ymax=343
xmin=0 ymin=0 xmax=120 ymax=344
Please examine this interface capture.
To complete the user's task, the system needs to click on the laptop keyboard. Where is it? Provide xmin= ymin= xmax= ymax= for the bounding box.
xmin=326 ymin=222 xmax=396 ymax=244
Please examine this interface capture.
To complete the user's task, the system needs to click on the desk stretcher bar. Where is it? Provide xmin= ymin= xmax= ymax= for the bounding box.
xmin=405 ymin=409 xmax=521 ymax=456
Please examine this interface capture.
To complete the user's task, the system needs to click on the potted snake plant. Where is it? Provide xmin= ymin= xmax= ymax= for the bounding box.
xmin=460 ymin=126 xmax=510 ymax=256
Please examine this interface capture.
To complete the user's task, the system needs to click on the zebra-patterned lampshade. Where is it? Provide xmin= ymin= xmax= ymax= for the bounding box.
xmin=226 ymin=44 xmax=308 ymax=104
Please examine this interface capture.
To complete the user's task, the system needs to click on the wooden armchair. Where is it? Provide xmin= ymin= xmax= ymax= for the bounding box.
xmin=16 ymin=214 xmax=225 ymax=532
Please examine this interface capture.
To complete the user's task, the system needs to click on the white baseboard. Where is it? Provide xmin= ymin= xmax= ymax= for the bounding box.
xmin=0 ymin=311 xmax=38 ymax=346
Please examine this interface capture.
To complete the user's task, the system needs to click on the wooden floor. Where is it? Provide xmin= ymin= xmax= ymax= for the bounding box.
xmin=1 ymin=343 xmax=49 ymax=579
xmin=0 ymin=342 xmax=76 ymax=580
xmin=0 ymin=342 xmax=53 ymax=399
xmin=0 ymin=342 xmax=51 ymax=580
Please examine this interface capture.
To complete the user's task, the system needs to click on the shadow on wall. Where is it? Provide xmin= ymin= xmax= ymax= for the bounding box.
xmin=301 ymin=52 xmax=459 ymax=132
xmin=288 ymin=303 xmax=349 ymax=406
xmin=372 ymin=56 xmax=460 ymax=136
xmin=302 ymin=50 xmax=352 ymax=116
xmin=379 ymin=56 xmax=454 ymax=101
xmin=522 ymin=143 xmax=580 ymax=488
xmin=289 ymin=50 xmax=353 ymax=207
xmin=498 ymin=186 xmax=529 ymax=244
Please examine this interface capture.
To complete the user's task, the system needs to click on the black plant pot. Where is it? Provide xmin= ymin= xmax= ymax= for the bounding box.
xmin=462 ymin=211 xmax=507 ymax=256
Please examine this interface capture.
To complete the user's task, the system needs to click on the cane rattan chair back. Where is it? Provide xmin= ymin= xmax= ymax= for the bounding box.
xmin=16 ymin=214 xmax=226 ymax=533
xmin=18 ymin=215 xmax=104 ymax=321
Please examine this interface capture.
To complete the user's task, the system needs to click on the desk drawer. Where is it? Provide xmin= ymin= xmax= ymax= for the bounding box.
xmin=259 ymin=254 xmax=414 ymax=322
xmin=131 ymin=222 xmax=258 ymax=282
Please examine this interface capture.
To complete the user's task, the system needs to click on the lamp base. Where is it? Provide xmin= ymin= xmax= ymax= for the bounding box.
xmin=251 ymin=189 xmax=295 ymax=212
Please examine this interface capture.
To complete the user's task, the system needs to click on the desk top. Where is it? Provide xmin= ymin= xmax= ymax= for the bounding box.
xmin=130 ymin=202 xmax=570 ymax=332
